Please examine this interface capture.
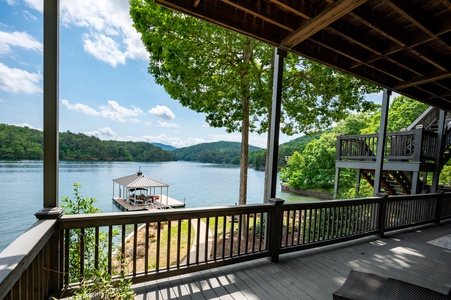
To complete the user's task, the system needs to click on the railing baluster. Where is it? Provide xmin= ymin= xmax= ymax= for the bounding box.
xmin=205 ymin=217 xmax=210 ymax=260
xmin=167 ymin=220 xmax=171 ymax=270
xmin=187 ymin=218 xmax=192 ymax=266
xmin=95 ymin=227 xmax=99 ymax=271
xmin=213 ymin=216 xmax=218 ymax=260
xmin=237 ymin=214 xmax=242 ymax=255
xmin=156 ymin=222 xmax=161 ymax=271
xmin=145 ymin=223 xmax=149 ymax=273
xmin=195 ymin=218 xmax=200 ymax=263
xmin=108 ymin=225 xmax=112 ymax=275
xmin=252 ymin=213 xmax=257 ymax=253
xmin=230 ymin=215 xmax=235 ymax=258
xmin=133 ymin=223 xmax=138 ymax=275
xmin=64 ymin=229 xmax=69 ymax=286
xmin=222 ymin=216 xmax=227 ymax=258
xmin=80 ymin=228 xmax=85 ymax=279
xmin=177 ymin=220 xmax=181 ymax=268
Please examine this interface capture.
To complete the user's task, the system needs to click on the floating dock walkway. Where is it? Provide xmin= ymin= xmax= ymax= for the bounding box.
xmin=113 ymin=195 xmax=185 ymax=212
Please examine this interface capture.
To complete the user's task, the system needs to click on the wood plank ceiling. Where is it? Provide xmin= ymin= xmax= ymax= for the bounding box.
xmin=154 ymin=0 xmax=451 ymax=111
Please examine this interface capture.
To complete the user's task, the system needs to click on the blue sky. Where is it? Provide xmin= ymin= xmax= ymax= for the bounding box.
xmin=0 ymin=0 xmax=383 ymax=148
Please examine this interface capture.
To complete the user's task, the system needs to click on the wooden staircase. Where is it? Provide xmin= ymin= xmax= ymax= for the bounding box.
xmin=359 ymin=107 xmax=451 ymax=195
xmin=361 ymin=169 xmax=414 ymax=195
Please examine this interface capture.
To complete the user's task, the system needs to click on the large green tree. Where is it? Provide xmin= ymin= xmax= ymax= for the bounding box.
xmin=130 ymin=1 xmax=379 ymax=204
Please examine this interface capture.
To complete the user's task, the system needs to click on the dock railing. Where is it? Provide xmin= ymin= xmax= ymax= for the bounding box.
xmin=1 ymin=193 xmax=451 ymax=299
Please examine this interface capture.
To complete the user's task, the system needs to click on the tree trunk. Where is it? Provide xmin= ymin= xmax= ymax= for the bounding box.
xmin=238 ymin=38 xmax=253 ymax=206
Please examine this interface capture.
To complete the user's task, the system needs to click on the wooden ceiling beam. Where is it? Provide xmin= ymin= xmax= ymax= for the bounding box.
xmin=328 ymin=20 xmax=385 ymax=56
xmin=395 ymin=72 xmax=451 ymax=90
xmin=281 ymin=0 xmax=367 ymax=49
xmin=385 ymin=0 xmax=436 ymax=38
xmin=310 ymin=33 xmax=410 ymax=82
xmin=269 ymin=0 xmax=312 ymax=20
xmin=221 ymin=0 xmax=297 ymax=32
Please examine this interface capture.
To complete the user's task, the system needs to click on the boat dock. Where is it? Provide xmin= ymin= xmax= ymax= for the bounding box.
xmin=113 ymin=195 xmax=185 ymax=212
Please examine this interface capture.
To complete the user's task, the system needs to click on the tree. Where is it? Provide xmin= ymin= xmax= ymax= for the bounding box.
xmin=130 ymin=1 xmax=380 ymax=204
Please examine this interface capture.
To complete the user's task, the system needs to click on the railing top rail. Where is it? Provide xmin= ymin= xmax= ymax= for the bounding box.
xmin=282 ymin=197 xmax=383 ymax=209
xmin=0 ymin=219 xmax=57 ymax=300
xmin=339 ymin=131 xmax=417 ymax=140
xmin=58 ymin=203 xmax=274 ymax=229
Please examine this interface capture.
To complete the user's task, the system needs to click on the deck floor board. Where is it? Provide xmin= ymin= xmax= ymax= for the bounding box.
xmin=133 ymin=222 xmax=451 ymax=299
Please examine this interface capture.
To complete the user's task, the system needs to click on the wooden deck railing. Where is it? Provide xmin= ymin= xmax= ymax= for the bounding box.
xmin=1 ymin=193 xmax=451 ymax=299
xmin=337 ymin=127 xmax=438 ymax=162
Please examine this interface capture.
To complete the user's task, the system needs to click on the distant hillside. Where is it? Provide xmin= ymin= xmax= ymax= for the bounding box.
xmin=152 ymin=143 xmax=177 ymax=151
xmin=248 ymin=132 xmax=323 ymax=169
xmin=172 ymin=141 xmax=262 ymax=164
xmin=0 ymin=124 xmax=177 ymax=162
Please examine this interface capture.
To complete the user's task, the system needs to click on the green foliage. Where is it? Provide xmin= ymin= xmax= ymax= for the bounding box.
xmin=0 ymin=124 xmax=176 ymax=162
xmin=172 ymin=141 xmax=262 ymax=164
xmin=0 ymin=123 xmax=43 ymax=160
xmin=249 ymin=132 xmax=322 ymax=168
xmin=361 ymin=95 xmax=428 ymax=134
xmin=61 ymin=183 xmax=135 ymax=299
xmin=279 ymin=96 xmax=428 ymax=196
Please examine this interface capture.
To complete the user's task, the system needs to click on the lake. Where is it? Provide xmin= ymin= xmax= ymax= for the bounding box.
xmin=0 ymin=160 xmax=320 ymax=251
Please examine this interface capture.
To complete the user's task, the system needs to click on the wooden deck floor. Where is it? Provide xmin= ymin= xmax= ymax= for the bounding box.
xmin=132 ymin=221 xmax=451 ymax=299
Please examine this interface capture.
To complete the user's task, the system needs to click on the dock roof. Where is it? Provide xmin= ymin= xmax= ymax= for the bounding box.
xmin=113 ymin=173 xmax=169 ymax=189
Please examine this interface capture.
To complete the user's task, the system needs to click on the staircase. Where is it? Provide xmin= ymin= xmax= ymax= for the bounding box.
xmin=359 ymin=106 xmax=451 ymax=195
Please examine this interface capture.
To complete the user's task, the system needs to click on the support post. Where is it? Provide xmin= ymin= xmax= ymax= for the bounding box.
xmin=432 ymin=110 xmax=446 ymax=192
xmin=355 ymin=169 xmax=361 ymax=198
xmin=334 ymin=168 xmax=340 ymax=198
xmin=373 ymin=89 xmax=391 ymax=196
xmin=266 ymin=48 xmax=286 ymax=202
xmin=43 ymin=0 xmax=60 ymax=208
xmin=269 ymin=198 xmax=285 ymax=262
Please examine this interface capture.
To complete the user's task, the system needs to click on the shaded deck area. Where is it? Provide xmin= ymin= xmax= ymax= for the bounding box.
xmin=133 ymin=222 xmax=451 ymax=299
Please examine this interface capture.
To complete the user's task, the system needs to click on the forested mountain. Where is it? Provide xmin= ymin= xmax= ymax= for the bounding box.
xmin=0 ymin=124 xmax=177 ymax=162
xmin=172 ymin=141 xmax=262 ymax=164
xmin=152 ymin=143 xmax=177 ymax=151
xmin=248 ymin=133 xmax=323 ymax=169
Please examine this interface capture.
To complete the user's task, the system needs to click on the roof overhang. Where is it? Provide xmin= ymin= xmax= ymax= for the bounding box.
xmin=155 ymin=0 xmax=451 ymax=110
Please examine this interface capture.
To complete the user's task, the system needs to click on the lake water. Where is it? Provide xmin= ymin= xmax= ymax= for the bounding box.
xmin=0 ymin=160 xmax=320 ymax=251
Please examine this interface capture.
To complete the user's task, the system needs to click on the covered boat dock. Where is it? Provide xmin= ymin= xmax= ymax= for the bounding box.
xmin=112 ymin=169 xmax=185 ymax=211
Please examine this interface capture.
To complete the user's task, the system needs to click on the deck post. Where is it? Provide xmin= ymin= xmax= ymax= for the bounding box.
xmin=435 ymin=192 xmax=444 ymax=224
xmin=266 ymin=48 xmax=286 ymax=202
xmin=373 ymin=89 xmax=391 ymax=196
xmin=431 ymin=110 xmax=446 ymax=192
xmin=269 ymin=198 xmax=285 ymax=262
xmin=43 ymin=0 xmax=60 ymax=208
xmin=377 ymin=194 xmax=388 ymax=238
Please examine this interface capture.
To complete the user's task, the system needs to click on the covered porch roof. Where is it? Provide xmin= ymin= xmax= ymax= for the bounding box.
xmin=154 ymin=0 xmax=451 ymax=111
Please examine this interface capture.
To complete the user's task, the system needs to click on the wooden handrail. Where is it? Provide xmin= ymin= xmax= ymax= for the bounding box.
xmin=1 ymin=193 xmax=451 ymax=298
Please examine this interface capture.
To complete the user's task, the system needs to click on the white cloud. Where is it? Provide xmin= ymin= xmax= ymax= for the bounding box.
xmin=0 ymin=31 xmax=42 ymax=55
xmin=0 ymin=62 xmax=42 ymax=94
xmin=61 ymin=99 xmax=100 ymax=116
xmin=99 ymin=100 xmax=144 ymax=122
xmin=23 ymin=0 xmax=42 ymax=12
xmin=149 ymin=105 xmax=175 ymax=120
xmin=83 ymin=33 xmax=126 ymax=67
xmin=85 ymin=127 xmax=117 ymax=139
xmin=61 ymin=99 xmax=144 ymax=123
xmin=58 ymin=0 xmax=148 ymax=66
xmin=141 ymin=134 xmax=206 ymax=148
xmin=14 ymin=122 xmax=41 ymax=130
xmin=157 ymin=121 xmax=179 ymax=128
